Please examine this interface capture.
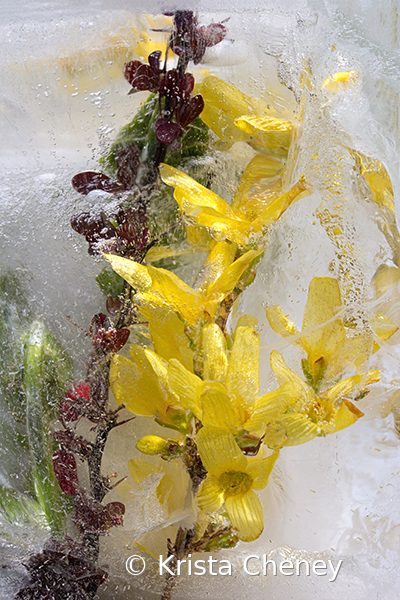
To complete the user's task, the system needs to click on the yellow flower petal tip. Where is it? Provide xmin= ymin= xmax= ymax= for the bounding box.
xmin=322 ymin=70 xmax=360 ymax=92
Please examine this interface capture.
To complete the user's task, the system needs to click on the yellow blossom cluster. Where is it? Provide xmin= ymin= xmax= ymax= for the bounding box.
xmin=105 ymin=74 xmax=387 ymax=545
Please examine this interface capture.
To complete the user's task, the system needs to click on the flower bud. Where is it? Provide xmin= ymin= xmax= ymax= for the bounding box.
xmin=136 ymin=435 xmax=182 ymax=457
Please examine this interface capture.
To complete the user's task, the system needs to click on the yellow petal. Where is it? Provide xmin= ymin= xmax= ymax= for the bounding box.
xmin=325 ymin=400 xmax=364 ymax=434
xmin=322 ymin=369 xmax=380 ymax=405
xmin=206 ymin=248 xmax=262 ymax=304
xmin=159 ymin=163 xmax=234 ymax=216
xmin=146 ymin=265 xmax=203 ymax=326
xmin=253 ymin=176 xmax=313 ymax=227
xmin=104 ymin=253 xmax=152 ymax=291
xmin=353 ymin=151 xmax=394 ymax=213
xmin=266 ymin=305 xmax=299 ymax=339
xmin=199 ymin=76 xmax=256 ymax=143
xmin=270 ymin=350 xmax=315 ymax=404
xmin=234 ymin=114 xmax=293 ymax=157
xmin=196 ymin=426 xmax=247 ymax=477
xmin=322 ymin=70 xmax=359 ymax=92
xmin=232 ymin=154 xmax=284 ymax=221
xmin=244 ymin=385 xmax=297 ymax=432
xmin=202 ymin=323 xmax=228 ymax=383
xmin=225 ymin=489 xmax=263 ymax=542
xmin=110 ymin=353 xmax=166 ymax=417
xmin=194 ymin=241 xmax=237 ymax=293
xmin=145 ymin=245 xmax=197 ymax=262
xmin=234 ymin=314 xmax=258 ymax=332
xmin=138 ymin=300 xmax=194 ymax=372
xmin=370 ymin=313 xmax=398 ymax=342
xmin=128 ymin=458 xmax=159 ymax=484
xmin=168 ymin=359 xmax=202 ymax=418
xmin=184 ymin=205 xmax=257 ymax=246
xmin=186 ymin=223 xmax=213 ymax=250
xmin=226 ymin=326 xmax=260 ymax=415
xmin=276 ymin=413 xmax=320 ymax=446
xmin=301 ymin=277 xmax=345 ymax=371
xmin=324 ymin=333 xmax=372 ymax=382
xmin=200 ymin=382 xmax=243 ymax=431
xmin=372 ymin=264 xmax=400 ymax=297
xmin=197 ymin=475 xmax=224 ymax=513
xmin=246 ymin=450 xmax=279 ymax=490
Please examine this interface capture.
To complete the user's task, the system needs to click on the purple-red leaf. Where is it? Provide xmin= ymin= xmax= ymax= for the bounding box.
xmin=177 ymin=73 xmax=195 ymax=103
xmin=200 ymin=23 xmax=227 ymax=47
xmin=154 ymin=118 xmax=182 ymax=144
xmin=67 ymin=382 xmax=91 ymax=402
xmin=71 ymin=172 xmax=124 ymax=195
xmin=106 ymin=295 xmax=122 ymax=316
xmin=123 ymin=61 xmax=159 ymax=92
xmin=176 ymin=94 xmax=204 ymax=127
xmin=135 ymin=226 xmax=149 ymax=252
xmin=104 ymin=502 xmax=125 ymax=527
xmin=53 ymin=448 xmax=79 ymax=496
xmin=148 ymin=50 xmax=162 ymax=76
xmin=59 ymin=382 xmax=91 ymax=427
xmin=159 ymin=71 xmax=180 ymax=98
xmin=53 ymin=430 xmax=90 ymax=457
xmin=59 ymin=398 xmax=81 ymax=426
xmin=113 ymin=328 xmax=130 ymax=352
xmin=73 ymin=490 xmax=125 ymax=533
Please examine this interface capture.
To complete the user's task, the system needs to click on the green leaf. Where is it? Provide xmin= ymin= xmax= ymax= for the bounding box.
xmin=22 ymin=321 xmax=73 ymax=535
xmin=0 ymin=485 xmax=48 ymax=529
xmin=101 ymin=94 xmax=159 ymax=174
xmin=96 ymin=266 xmax=125 ymax=297
xmin=164 ymin=117 xmax=209 ymax=167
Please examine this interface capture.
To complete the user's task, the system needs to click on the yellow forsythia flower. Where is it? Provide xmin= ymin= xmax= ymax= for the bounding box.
xmin=246 ymin=350 xmax=379 ymax=448
xmin=110 ymin=344 xmax=189 ymax=432
xmin=196 ymin=426 xmax=278 ymax=542
xmin=159 ymin=163 xmax=313 ymax=247
xmin=168 ymin=321 xmax=293 ymax=431
xmin=266 ymin=277 xmax=375 ymax=384
xmin=105 ymin=242 xmax=261 ymax=327
xmin=198 ymin=76 xmax=294 ymax=158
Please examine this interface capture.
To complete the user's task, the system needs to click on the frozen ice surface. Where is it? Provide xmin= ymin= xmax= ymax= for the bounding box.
xmin=2 ymin=1 xmax=400 ymax=599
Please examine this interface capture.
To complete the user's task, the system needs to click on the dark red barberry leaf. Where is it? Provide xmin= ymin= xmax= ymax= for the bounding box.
xmin=135 ymin=226 xmax=149 ymax=252
xmin=104 ymin=502 xmax=125 ymax=528
xmin=154 ymin=118 xmax=182 ymax=144
xmin=113 ymin=328 xmax=130 ymax=352
xmin=59 ymin=398 xmax=80 ymax=426
xmin=123 ymin=60 xmax=143 ymax=84
xmin=177 ymin=73 xmax=195 ymax=103
xmin=158 ymin=70 xmax=180 ymax=98
xmin=123 ymin=61 xmax=159 ymax=92
xmin=90 ymin=314 xmax=110 ymax=335
xmin=174 ymin=10 xmax=197 ymax=33
xmin=53 ymin=448 xmax=79 ymax=496
xmin=71 ymin=172 xmax=124 ymax=195
xmin=176 ymin=94 xmax=205 ymax=127
xmin=67 ymin=382 xmax=91 ymax=402
xmin=73 ymin=490 xmax=125 ymax=533
xmin=200 ymin=23 xmax=227 ymax=48
xmin=106 ymin=295 xmax=122 ymax=316
xmin=116 ymin=222 xmax=137 ymax=244
xmin=70 ymin=212 xmax=92 ymax=236
xmin=148 ymin=50 xmax=162 ymax=76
